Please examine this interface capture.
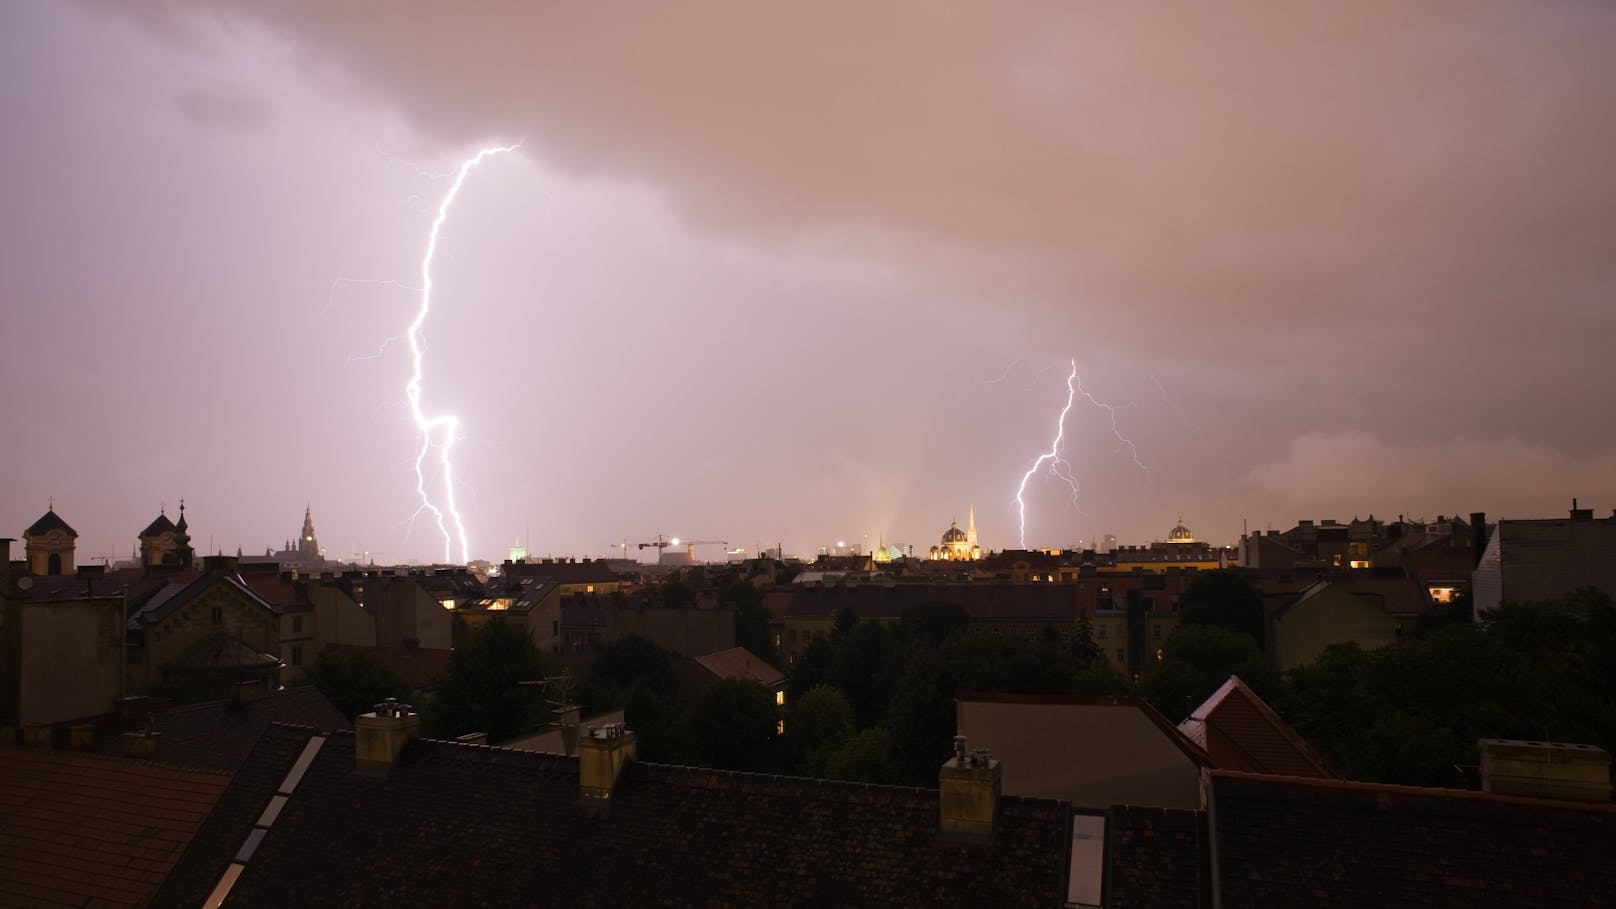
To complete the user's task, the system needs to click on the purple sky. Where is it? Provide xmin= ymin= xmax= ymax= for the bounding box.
xmin=4 ymin=2 xmax=1615 ymax=565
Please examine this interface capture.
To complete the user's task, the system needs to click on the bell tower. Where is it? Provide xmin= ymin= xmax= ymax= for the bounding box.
xmin=23 ymin=504 xmax=77 ymax=576
xmin=298 ymin=505 xmax=320 ymax=559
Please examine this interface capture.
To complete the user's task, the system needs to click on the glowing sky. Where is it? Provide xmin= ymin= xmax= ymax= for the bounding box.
xmin=4 ymin=2 xmax=1615 ymax=564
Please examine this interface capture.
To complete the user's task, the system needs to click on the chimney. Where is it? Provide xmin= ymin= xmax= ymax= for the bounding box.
xmin=579 ymin=722 xmax=637 ymax=803
xmin=1571 ymin=498 xmax=1594 ymax=522
xmin=939 ymin=735 xmax=1002 ymax=842
xmin=355 ymin=698 xmax=419 ymax=776
xmin=1470 ymin=512 xmax=1487 ymax=568
xmin=557 ymin=705 xmax=582 ymax=756
xmin=122 ymin=729 xmax=161 ymax=761
xmin=1479 ymin=738 xmax=1611 ymax=802
xmin=68 ymin=724 xmax=95 ymax=751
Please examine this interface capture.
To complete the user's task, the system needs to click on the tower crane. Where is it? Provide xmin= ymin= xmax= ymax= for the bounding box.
xmin=637 ymin=535 xmax=730 ymax=559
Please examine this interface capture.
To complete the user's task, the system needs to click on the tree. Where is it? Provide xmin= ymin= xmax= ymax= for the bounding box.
xmin=658 ymin=577 xmax=697 ymax=610
xmin=899 ymin=601 xmax=970 ymax=645
xmin=693 ymin=678 xmax=779 ymax=772
xmin=580 ymin=634 xmax=677 ymax=712
xmin=784 ymin=684 xmax=855 ymax=774
xmin=1139 ymin=624 xmax=1275 ymax=722
xmin=1178 ymin=569 xmax=1265 ymax=644
xmin=832 ymin=620 xmax=897 ymax=728
xmin=720 ymin=580 xmax=778 ymax=664
xmin=303 ymin=649 xmax=411 ymax=720
xmin=823 ymin=727 xmax=894 ymax=784
xmin=424 ymin=617 xmax=553 ymax=743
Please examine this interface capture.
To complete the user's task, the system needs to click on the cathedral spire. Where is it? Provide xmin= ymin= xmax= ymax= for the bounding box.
xmin=967 ymin=506 xmax=978 ymax=547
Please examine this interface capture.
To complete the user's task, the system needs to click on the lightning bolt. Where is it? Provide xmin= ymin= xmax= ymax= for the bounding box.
xmin=1075 ymin=370 xmax=1151 ymax=483
xmin=1015 ymin=359 xmax=1083 ymax=548
xmin=407 ymin=143 xmax=519 ymax=563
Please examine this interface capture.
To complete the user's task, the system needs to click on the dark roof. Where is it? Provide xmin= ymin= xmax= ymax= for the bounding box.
xmin=129 ymin=571 xmax=281 ymax=629
xmin=692 ymin=646 xmax=785 ymax=686
xmin=24 ymin=507 xmax=77 ymax=538
xmin=1104 ymin=805 xmax=1211 ymax=909
xmin=166 ymin=633 xmax=282 ymax=671
xmin=1178 ymin=675 xmax=1331 ymax=777
xmin=141 ymin=512 xmax=177 ymax=537
xmin=1211 ymin=770 xmax=1616 ymax=908
xmin=0 ymin=744 xmax=229 ymax=908
xmin=160 ymin=724 xmax=1073 ymax=908
xmin=111 ymin=687 xmax=352 ymax=772
xmin=502 ymin=558 xmax=623 ymax=585
xmin=324 ymin=643 xmax=452 ymax=690
xmin=784 ymin=583 xmax=1081 ymax=622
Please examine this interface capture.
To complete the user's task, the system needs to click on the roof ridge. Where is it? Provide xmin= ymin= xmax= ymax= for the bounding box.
xmin=1212 ymin=769 xmax=1616 ymax=813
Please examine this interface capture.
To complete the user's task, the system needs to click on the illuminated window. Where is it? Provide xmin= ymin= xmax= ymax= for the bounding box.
xmin=776 ymin=720 xmax=784 ymax=736
xmin=441 ymin=599 xmax=456 ymax=610
xmin=586 ymin=585 xmax=595 ymax=594
xmin=775 ymin=690 xmax=785 ymax=707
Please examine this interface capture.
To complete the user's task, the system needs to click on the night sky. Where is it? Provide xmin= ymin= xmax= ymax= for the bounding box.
xmin=4 ymin=2 xmax=1614 ymax=565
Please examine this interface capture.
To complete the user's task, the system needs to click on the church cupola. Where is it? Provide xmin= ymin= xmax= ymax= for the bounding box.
xmin=23 ymin=504 xmax=77 ymax=576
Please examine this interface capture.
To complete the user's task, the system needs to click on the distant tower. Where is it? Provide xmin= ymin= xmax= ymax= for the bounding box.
xmin=172 ymin=500 xmax=195 ymax=569
xmin=298 ymin=505 xmax=320 ymax=560
xmin=139 ymin=507 xmax=178 ymax=569
xmin=23 ymin=505 xmax=77 ymax=576
xmin=967 ymin=506 xmax=979 ymax=549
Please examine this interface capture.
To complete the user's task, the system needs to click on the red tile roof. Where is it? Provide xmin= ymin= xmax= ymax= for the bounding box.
xmin=692 ymin=646 xmax=784 ymax=686
xmin=1178 ymin=675 xmax=1331 ymax=777
xmin=0 ymin=745 xmax=229 ymax=908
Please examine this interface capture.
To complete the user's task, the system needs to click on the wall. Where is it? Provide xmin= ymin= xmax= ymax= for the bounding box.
xmin=957 ymin=697 xmax=1204 ymax=809
xmin=1271 ymin=584 xmax=1398 ymax=672
xmin=17 ymin=599 xmax=124 ymax=725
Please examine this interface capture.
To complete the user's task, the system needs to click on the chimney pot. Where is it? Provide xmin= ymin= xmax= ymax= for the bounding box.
xmin=355 ymin=700 xmax=418 ymax=775
xmin=939 ymin=741 xmax=1002 ymax=842
xmin=579 ymin=723 xmax=637 ymax=803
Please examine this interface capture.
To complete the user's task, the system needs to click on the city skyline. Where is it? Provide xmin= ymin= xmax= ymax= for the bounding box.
xmin=4 ymin=3 xmax=1614 ymax=564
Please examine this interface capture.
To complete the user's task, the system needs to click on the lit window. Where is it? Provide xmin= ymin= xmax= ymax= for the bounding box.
xmin=441 ymin=599 xmax=455 ymax=610
xmin=776 ymin=720 xmax=785 ymax=736
xmin=775 ymin=690 xmax=785 ymax=707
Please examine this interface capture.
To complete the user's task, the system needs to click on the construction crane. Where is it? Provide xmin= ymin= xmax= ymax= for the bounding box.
xmin=637 ymin=535 xmax=729 ymax=559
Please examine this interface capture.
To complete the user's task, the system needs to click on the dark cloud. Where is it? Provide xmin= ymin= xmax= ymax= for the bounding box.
xmin=28 ymin=1 xmax=1616 ymax=556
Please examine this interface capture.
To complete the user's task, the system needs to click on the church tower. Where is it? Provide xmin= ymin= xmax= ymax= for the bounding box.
xmin=298 ymin=505 xmax=319 ymax=560
xmin=23 ymin=505 xmax=77 ymax=576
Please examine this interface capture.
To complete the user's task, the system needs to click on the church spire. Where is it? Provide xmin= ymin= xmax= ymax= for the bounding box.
xmin=967 ymin=506 xmax=978 ymax=547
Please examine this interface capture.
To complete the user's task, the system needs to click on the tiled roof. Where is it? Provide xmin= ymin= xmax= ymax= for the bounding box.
xmin=1178 ymin=675 xmax=1330 ymax=777
xmin=129 ymin=571 xmax=281 ymax=629
xmin=113 ymin=687 xmax=352 ymax=772
xmin=1104 ymin=805 xmax=1211 ymax=909
xmin=324 ymin=643 xmax=452 ymax=690
xmin=140 ymin=513 xmax=177 ymax=537
xmin=0 ymin=745 xmax=229 ymax=908
xmin=693 ymin=646 xmax=784 ymax=686
xmin=23 ymin=507 xmax=77 ymax=538
xmin=160 ymin=724 xmax=1073 ymax=908
xmin=1211 ymin=770 xmax=1616 ymax=908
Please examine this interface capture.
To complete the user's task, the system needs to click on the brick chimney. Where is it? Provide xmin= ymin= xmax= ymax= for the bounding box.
xmin=579 ymin=722 xmax=636 ymax=802
xmin=1480 ymin=738 xmax=1611 ymax=802
xmin=939 ymin=735 xmax=1002 ymax=841
xmin=355 ymin=698 xmax=419 ymax=776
